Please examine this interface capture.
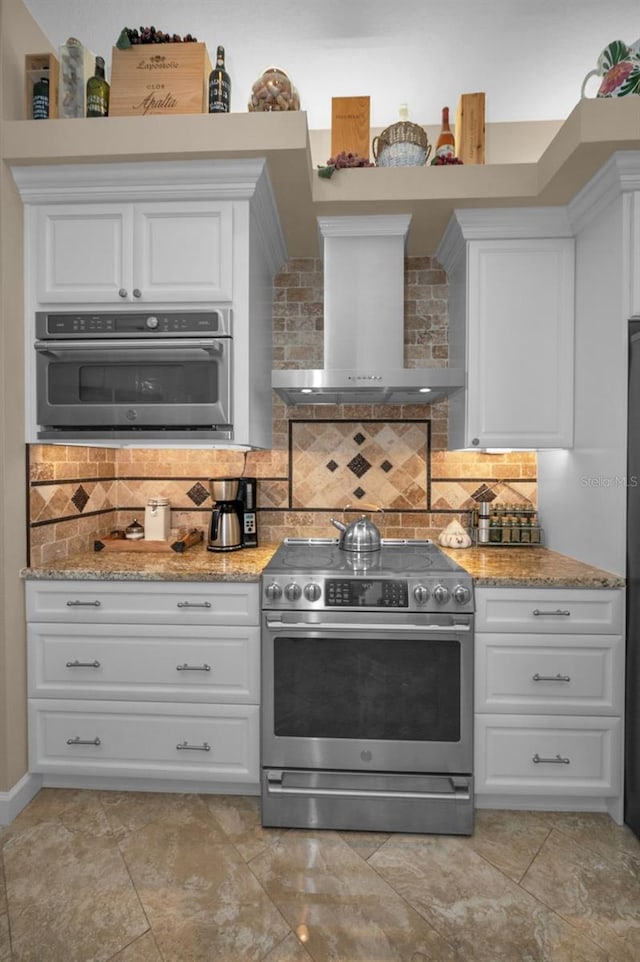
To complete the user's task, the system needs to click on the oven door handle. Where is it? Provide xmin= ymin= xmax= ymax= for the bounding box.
xmin=265 ymin=619 xmax=472 ymax=632
xmin=266 ymin=774 xmax=471 ymax=802
xmin=34 ymin=338 xmax=228 ymax=359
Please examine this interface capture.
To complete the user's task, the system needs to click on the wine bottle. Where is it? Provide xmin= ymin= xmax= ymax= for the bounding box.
xmin=32 ymin=76 xmax=49 ymax=119
xmin=435 ymin=106 xmax=455 ymax=159
xmin=86 ymin=56 xmax=110 ymax=117
xmin=208 ymin=46 xmax=231 ymax=113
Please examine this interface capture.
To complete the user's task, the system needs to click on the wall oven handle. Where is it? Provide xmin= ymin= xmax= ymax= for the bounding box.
xmin=265 ymin=618 xmax=471 ymax=632
xmin=35 ymin=338 xmax=227 ymax=358
xmin=265 ymin=778 xmax=470 ymax=803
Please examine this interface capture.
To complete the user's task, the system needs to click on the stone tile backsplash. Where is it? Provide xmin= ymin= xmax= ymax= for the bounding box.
xmin=27 ymin=256 xmax=536 ymax=565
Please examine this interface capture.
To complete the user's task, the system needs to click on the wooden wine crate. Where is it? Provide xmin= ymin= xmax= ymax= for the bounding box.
xmin=455 ymin=92 xmax=486 ymax=164
xmin=331 ymin=96 xmax=371 ymax=161
xmin=110 ymin=43 xmax=212 ymax=117
xmin=25 ymin=53 xmax=59 ymax=119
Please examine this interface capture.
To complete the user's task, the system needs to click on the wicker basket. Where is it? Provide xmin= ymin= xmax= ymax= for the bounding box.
xmin=372 ymin=120 xmax=431 ymax=167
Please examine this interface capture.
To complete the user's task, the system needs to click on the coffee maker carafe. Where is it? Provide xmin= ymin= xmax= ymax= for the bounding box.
xmin=208 ymin=478 xmax=242 ymax=552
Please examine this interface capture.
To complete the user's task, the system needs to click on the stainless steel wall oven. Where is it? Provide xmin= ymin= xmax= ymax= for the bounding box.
xmin=34 ymin=309 xmax=232 ymax=442
xmin=261 ymin=538 xmax=475 ymax=835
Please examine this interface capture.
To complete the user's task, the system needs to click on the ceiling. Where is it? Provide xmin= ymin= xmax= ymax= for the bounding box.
xmin=22 ymin=0 xmax=640 ymax=130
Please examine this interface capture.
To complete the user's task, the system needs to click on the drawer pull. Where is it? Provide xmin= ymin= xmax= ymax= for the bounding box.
xmin=532 ymin=609 xmax=571 ymax=617
xmin=176 ymin=740 xmax=211 ymax=752
xmin=532 ymin=753 xmax=570 ymax=765
xmin=532 ymin=672 xmax=571 ymax=683
xmin=66 ymin=600 xmax=101 ymax=607
xmin=176 ymin=601 xmax=212 ymax=609
xmin=66 ymin=659 xmax=101 ymax=669
xmin=67 ymin=736 xmax=101 ymax=747
xmin=176 ymin=663 xmax=211 ymax=672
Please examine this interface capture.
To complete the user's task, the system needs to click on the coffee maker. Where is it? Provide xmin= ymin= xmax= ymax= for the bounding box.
xmin=207 ymin=477 xmax=258 ymax=552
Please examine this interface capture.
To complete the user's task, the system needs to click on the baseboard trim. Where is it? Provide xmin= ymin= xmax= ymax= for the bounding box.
xmin=0 ymin=772 xmax=43 ymax=825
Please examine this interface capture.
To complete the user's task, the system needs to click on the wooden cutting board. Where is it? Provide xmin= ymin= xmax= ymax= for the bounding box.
xmin=94 ymin=528 xmax=204 ymax=554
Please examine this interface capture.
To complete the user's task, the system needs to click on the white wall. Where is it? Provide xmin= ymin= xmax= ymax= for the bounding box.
xmin=22 ymin=0 xmax=640 ymax=129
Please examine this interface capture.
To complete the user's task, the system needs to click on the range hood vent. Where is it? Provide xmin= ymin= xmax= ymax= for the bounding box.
xmin=272 ymin=215 xmax=464 ymax=405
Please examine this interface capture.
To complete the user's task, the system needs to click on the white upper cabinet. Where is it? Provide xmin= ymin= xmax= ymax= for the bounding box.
xmin=437 ymin=209 xmax=575 ymax=450
xmin=33 ymin=200 xmax=233 ymax=306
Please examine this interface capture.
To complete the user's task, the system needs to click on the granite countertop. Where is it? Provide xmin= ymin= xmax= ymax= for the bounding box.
xmin=21 ymin=542 xmax=625 ymax=588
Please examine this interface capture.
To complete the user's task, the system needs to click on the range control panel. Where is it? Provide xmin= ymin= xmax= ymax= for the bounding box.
xmin=35 ymin=310 xmax=231 ymax=338
xmin=262 ymin=575 xmax=474 ymax=613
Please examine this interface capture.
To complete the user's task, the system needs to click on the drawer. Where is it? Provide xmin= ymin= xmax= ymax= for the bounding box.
xmin=475 ymin=633 xmax=624 ymax=714
xmin=28 ymin=623 xmax=260 ymax=702
xmin=475 ymin=714 xmax=621 ymax=796
xmin=26 ymin=580 xmax=259 ymax=626
xmin=475 ymin=588 xmax=623 ymax=634
xmin=28 ymin=699 xmax=259 ymax=782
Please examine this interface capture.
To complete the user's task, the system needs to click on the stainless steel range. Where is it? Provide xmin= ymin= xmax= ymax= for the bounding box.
xmin=260 ymin=537 xmax=475 ymax=835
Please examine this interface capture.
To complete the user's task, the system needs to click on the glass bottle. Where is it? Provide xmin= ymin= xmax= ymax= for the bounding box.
xmin=86 ymin=56 xmax=109 ymax=117
xmin=208 ymin=45 xmax=231 ymax=113
xmin=32 ymin=76 xmax=49 ymax=119
xmin=435 ymin=106 xmax=455 ymax=159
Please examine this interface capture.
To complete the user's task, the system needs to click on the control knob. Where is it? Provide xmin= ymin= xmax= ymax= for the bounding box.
xmin=264 ymin=583 xmax=282 ymax=602
xmin=304 ymin=583 xmax=322 ymax=603
xmin=145 ymin=315 xmax=159 ymax=330
xmin=413 ymin=585 xmax=430 ymax=606
xmin=432 ymin=584 xmax=450 ymax=605
xmin=452 ymin=584 xmax=471 ymax=605
xmin=284 ymin=583 xmax=302 ymax=602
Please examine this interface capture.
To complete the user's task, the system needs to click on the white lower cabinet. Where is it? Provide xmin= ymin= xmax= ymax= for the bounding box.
xmin=475 ymin=587 xmax=625 ymax=822
xmin=26 ymin=580 xmax=261 ymax=793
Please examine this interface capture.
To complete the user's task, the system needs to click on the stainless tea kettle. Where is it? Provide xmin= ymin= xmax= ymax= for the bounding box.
xmin=330 ymin=513 xmax=382 ymax=551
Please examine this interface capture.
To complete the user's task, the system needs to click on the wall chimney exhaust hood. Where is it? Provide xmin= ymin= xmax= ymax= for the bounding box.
xmin=272 ymin=214 xmax=465 ymax=405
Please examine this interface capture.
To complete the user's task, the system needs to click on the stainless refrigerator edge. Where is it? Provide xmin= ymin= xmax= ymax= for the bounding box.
xmin=626 ymin=319 xmax=640 ymax=838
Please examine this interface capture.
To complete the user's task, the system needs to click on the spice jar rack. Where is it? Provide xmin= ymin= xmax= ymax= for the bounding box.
xmin=472 ymin=505 xmax=543 ymax=547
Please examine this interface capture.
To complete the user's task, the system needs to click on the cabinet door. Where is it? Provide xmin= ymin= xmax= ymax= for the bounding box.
xmin=34 ymin=204 xmax=133 ymax=304
xmin=133 ymin=202 xmax=233 ymax=302
xmin=465 ymin=238 xmax=574 ymax=449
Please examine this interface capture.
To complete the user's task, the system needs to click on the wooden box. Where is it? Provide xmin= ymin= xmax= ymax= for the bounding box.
xmin=455 ymin=92 xmax=486 ymax=164
xmin=25 ymin=53 xmax=59 ymax=119
xmin=331 ymin=96 xmax=371 ymax=161
xmin=110 ymin=43 xmax=212 ymax=117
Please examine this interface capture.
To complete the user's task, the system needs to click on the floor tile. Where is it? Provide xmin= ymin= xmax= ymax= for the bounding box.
xmin=370 ymin=834 xmax=611 ymax=962
xmin=107 ymin=932 xmax=163 ymax=961
xmin=99 ymin=790 xmax=214 ymax=841
xmin=118 ymin=805 xmax=289 ymax=962
xmin=0 ymin=912 xmax=10 ymax=962
xmin=249 ymin=831 xmax=461 ymax=962
xmin=202 ymin=793 xmax=288 ymax=861
xmin=550 ymin=812 xmax=640 ymax=870
xmin=3 ymin=820 xmax=148 ymax=962
xmin=262 ymin=931 xmax=315 ymax=961
xmin=521 ymin=827 xmax=640 ymax=962
xmin=338 ymin=830 xmax=391 ymax=860
xmin=465 ymin=809 xmax=553 ymax=881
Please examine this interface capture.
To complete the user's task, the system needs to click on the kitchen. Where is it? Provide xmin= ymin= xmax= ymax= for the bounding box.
xmin=3 ymin=0 xmax=640 ymax=959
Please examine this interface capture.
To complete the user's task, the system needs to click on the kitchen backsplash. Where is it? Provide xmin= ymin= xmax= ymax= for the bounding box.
xmin=27 ymin=256 xmax=536 ymax=565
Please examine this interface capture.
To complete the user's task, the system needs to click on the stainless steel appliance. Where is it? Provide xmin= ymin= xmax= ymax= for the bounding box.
xmin=34 ymin=309 xmax=232 ymax=442
xmin=207 ymin=477 xmax=258 ymax=551
xmin=261 ymin=537 xmax=475 ymax=835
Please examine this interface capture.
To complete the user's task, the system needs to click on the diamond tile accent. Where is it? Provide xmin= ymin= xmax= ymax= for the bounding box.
xmin=353 ymin=487 xmax=366 ymax=500
xmin=326 ymin=460 xmax=339 ymax=472
xmin=347 ymin=454 xmax=371 ymax=478
xmin=353 ymin=432 xmax=366 ymax=445
xmin=187 ymin=482 xmax=210 ymax=506
xmin=471 ymin=483 xmax=497 ymax=503
xmin=381 ymin=460 xmax=393 ymax=473
xmin=71 ymin=485 xmax=89 ymax=513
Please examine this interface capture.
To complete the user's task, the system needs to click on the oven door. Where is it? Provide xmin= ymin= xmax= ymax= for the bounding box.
xmin=35 ymin=338 xmax=231 ymax=435
xmin=261 ymin=609 xmax=474 ymax=775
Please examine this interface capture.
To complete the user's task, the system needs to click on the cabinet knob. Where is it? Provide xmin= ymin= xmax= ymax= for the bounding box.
xmin=118 ymin=288 xmax=128 ymax=298
xmin=471 ymin=438 xmax=480 ymax=446
xmin=133 ymin=288 xmax=142 ymax=298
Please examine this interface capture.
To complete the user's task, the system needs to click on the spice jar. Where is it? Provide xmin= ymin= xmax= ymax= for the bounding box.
xmin=125 ymin=519 xmax=144 ymax=540
xmin=144 ymin=497 xmax=170 ymax=541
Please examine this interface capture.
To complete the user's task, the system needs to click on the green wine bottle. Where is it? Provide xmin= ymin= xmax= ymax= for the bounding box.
xmin=208 ymin=46 xmax=231 ymax=113
xmin=86 ymin=56 xmax=110 ymax=117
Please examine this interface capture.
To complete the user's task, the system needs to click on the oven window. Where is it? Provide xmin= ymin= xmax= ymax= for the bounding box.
xmin=274 ymin=636 xmax=461 ymax=742
xmin=48 ymin=362 xmax=218 ymax=405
